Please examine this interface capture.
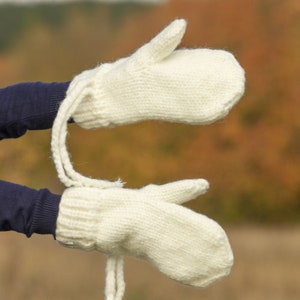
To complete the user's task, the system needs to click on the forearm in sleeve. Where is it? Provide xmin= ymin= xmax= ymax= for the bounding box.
xmin=0 ymin=81 xmax=70 ymax=139
xmin=0 ymin=180 xmax=60 ymax=237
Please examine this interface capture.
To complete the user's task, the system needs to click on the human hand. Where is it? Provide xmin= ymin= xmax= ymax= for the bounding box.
xmin=68 ymin=19 xmax=245 ymax=129
xmin=56 ymin=178 xmax=233 ymax=288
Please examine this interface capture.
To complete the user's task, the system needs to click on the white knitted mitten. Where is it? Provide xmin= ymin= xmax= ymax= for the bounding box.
xmin=69 ymin=19 xmax=245 ymax=129
xmin=56 ymin=179 xmax=233 ymax=288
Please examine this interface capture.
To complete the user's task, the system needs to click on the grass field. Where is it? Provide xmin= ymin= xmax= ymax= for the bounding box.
xmin=0 ymin=226 xmax=299 ymax=300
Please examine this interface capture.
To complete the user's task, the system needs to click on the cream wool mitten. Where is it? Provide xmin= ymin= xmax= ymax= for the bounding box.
xmin=51 ymin=18 xmax=243 ymax=300
xmin=56 ymin=178 xmax=234 ymax=288
xmin=69 ymin=19 xmax=245 ymax=129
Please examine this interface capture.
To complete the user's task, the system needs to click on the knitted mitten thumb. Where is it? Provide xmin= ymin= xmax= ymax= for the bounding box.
xmin=68 ymin=19 xmax=245 ymax=129
xmin=56 ymin=179 xmax=234 ymax=288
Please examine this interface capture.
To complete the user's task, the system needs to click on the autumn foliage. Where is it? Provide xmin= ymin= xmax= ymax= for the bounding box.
xmin=0 ymin=0 xmax=299 ymax=224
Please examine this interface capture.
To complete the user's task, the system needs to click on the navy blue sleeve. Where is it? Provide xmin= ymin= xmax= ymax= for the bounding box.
xmin=0 ymin=81 xmax=70 ymax=237
xmin=0 ymin=180 xmax=61 ymax=237
xmin=0 ymin=81 xmax=70 ymax=139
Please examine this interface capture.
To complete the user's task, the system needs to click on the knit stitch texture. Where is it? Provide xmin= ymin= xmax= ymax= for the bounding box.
xmin=71 ymin=19 xmax=245 ymax=129
xmin=52 ymin=19 xmax=245 ymax=300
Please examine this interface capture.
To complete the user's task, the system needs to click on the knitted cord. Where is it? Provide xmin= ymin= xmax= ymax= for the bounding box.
xmin=105 ymin=256 xmax=125 ymax=300
xmin=51 ymin=78 xmax=122 ymax=188
xmin=51 ymin=77 xmax=125 ymax=300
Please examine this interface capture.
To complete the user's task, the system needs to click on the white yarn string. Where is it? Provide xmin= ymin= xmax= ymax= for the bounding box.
xmin=51 ymin=77 xmax=125 ymax=300
xmin=51 ymin=78 xmax=121 ymax=188
xmin=105 ymin=256 xmax=125 ymax=300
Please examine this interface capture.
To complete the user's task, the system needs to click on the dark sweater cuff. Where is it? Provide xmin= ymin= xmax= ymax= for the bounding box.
xmin=29 ymin=81 xmax=70 ymax=131
xmin=29 ymin=189 xmax=61 ymax=238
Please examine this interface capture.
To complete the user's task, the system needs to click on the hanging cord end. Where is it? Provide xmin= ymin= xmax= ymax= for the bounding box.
xmin=105 ymin=256 xmax=125 ymax=300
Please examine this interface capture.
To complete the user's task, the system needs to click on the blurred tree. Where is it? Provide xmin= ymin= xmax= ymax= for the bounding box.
xmin=1 ymin=0 xmax=299 ymax=224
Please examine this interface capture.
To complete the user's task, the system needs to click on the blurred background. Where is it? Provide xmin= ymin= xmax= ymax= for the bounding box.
xmin=0 ymin=0 xmax=299 ymax=299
